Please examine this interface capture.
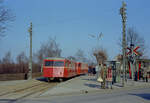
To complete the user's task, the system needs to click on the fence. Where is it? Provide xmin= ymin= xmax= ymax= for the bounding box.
xmin=0 ymin=72 xmax=42 ymax=81
xmin=0 ymin=63 xmax=41 ymax=74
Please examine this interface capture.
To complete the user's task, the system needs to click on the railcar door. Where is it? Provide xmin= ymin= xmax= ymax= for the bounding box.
xmin=78 ymin=63 xmax=81 ymax=75
xmin=64 ymin=60 xmax=69 ymax=77
xmin=43 ymin=60 xmax=54 ymax=77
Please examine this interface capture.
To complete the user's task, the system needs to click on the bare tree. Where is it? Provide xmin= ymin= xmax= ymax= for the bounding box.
xmin=16 ymin=52 xmax=28 ymax=73
xmin=16 ymin=52 xmax=28 ymax=64
xmin=118 ymin=27 xmax=146 ymax=58
xmin=67 ymin=50 xmax=95 ymax=65
xmin=1 ymin=51 xmax=13 ymax=73
xmin=126 ymin=27 xmax=146 ymax=57
xmin=35 ymin=37 xmax=62 ymax=64
xmin=93 ymin=47 xmax=108 ymax=65
xmin=74 ymin=49 xmax=87 ymax=62
xmin=0 ymin=0 xmax=14 ymax=37
xmin=2 ymin=51 xmax=13 ymax=64
xmin=67 ymin=56 xmax=76 ymax=61
xmin=116 ymin=54 xmax=123 ymax=63
xmin=88 ymin=50 xmax=97 ymax=65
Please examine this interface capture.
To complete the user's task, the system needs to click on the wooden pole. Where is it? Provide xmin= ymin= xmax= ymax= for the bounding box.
xmin=28 ymin=22 xmax=32 ymax=80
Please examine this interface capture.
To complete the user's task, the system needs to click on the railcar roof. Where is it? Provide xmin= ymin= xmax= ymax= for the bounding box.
xmin=44 ymin=57 xmax=88 ymax=65
xmin=44 ymin=57 xmax=66 ymax=60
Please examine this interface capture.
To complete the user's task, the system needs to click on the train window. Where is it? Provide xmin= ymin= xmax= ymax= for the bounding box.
xmin=53 ymin=61 xmax=64 ymax=66
xmin=69 ymin=63 xmax=72 ymax=68
xmin=65 ymin=62 xmax=68 ymax=67
xmin=45 ymin=61 xmax=53 ymax=66
xmin=78 ymin=63 xmax=81 ymax=67
xmin=45 ymin=61 xmax=64 ymax=67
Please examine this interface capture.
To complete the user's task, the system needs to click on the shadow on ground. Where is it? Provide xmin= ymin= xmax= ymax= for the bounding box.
xmin=113 ymin=83 xmax=123 ymax=87
xmin=36 ymin=77 xmax=60 ymax=83
xmin=82 ymin=78 xmax=97 ymax=82
xmin=128 ymin=93 xmax=150 ymax=100
xmin=84 ymin=83 xmax=101 ymax=89
xmin=36 ymin=76 xmax=79 ymax=83
xmin=36 ymin=77 xmax=49 ymax=82
xmin=0 ymin=99 xmax=17 ymax=103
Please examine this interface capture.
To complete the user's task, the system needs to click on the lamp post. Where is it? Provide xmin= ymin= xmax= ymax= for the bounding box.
xmin=120 ymin=1 xmax=127 ymax=87
xmin=89 ymin=32 xmax=103 ymax=47
xmin=89 ymin=32 xmax=103 ymax=83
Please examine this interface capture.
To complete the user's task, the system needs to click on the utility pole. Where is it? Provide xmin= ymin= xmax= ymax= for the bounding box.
xmin=120 ymin=1 xmax=127 ymax=87
xmin=28 ymin=22 xmax=32 ymax=80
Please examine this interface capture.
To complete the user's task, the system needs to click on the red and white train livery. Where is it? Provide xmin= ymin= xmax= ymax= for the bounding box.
xmin=43 ymin=57 xmax=88 ymax=81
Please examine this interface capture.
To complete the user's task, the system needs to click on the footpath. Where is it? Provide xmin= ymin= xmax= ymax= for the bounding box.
xmin=40 ymin=75 xmax=150 ymax=97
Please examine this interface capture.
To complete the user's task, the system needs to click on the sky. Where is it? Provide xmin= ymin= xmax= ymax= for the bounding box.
xmin=0 ymin=0 xmax=150 ymax=61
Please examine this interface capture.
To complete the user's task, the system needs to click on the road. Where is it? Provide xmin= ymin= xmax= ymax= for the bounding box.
xmin=0 ymin=87 xmax=149 ymax=103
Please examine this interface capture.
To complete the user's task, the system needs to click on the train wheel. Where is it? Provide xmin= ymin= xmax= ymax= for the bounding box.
xmin=59 ymin=78 xmax=63 ymax=82
xmin=47 ymin=77 xmax=51 ymax=82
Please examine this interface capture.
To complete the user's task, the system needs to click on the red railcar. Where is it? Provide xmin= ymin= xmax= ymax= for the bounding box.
xmin=43 ymin=57 xmax=88 ymax=81
xmin=76 ymin=62 xmax=88 ymax=75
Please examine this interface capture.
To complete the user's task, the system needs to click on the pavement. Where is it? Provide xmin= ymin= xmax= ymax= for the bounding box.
xmin=40 ymin=75 xmax=150 ymax=97
xmin=0 ymin=80 xmax=27 ymax=86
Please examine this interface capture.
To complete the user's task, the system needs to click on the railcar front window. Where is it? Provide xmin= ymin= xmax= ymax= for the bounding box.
xmin=45 ymin=61 xmax=53 ymax=66
xmin=45 ymin=61 xmax=64 ymax=67
xmin=53 ymin=61 xmax=64 ymax=66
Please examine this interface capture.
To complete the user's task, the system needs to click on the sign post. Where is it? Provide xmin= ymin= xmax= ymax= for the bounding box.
xmin=127 ymin=45 xmax=140 ymax=80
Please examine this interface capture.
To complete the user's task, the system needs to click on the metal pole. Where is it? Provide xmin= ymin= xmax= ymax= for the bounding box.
xmin=120 ymin=1 xmax=127 ymax=87
xmin=28 ymin=22 xmax=32 ymax=80
xmin=131 ymin=44 xmax=134 ymax=81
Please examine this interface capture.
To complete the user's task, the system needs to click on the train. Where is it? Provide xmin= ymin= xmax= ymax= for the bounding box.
xmin=42 ymin=57 xmax=88 ymax=82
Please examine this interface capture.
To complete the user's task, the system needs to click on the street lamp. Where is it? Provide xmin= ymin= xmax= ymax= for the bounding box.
xmin=88 ymin=32 xmax=103 ymax=47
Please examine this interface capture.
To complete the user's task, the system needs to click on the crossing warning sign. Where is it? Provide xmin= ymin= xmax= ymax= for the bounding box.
xmin=133 ymin=46 xmax=140 ymax=55
xmin=126 ymin=46 xmax=140 ymax=56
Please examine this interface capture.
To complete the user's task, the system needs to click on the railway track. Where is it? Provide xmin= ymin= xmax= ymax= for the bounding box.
xmin=0 ymin=79 xmax=58 ymax=99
